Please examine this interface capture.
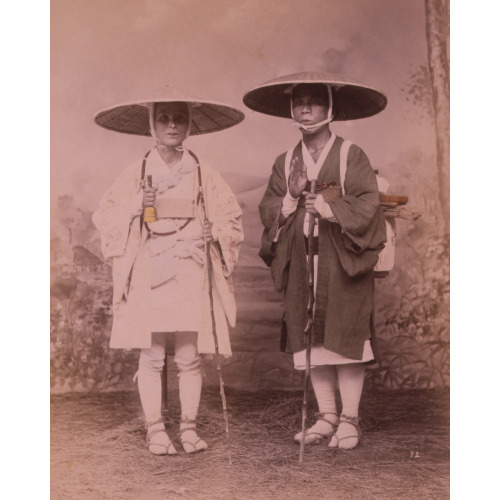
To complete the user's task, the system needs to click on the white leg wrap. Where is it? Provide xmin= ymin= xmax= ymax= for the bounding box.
xmin=337 ymin=364 xmax=365 ymax=417
xmin=310 ymin=365 xmax=338 ymax=415
xmin=174 ymin=331 xmax=202 ymax=421
xmin=138 ymin=332 xmax=166 ymax=423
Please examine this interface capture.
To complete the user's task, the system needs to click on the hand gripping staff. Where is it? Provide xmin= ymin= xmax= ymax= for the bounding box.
xmin=299 ymin=179 xmax=317 ymax=464
xmin=190 ymin=150 xmax=232 ymax=466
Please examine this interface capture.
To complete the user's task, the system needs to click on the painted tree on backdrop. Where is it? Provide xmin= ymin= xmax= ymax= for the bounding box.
xmin=425 ymin=0 xmax=450 ymax=237
xmin=372 ymin=4 xmax=451 ymax=389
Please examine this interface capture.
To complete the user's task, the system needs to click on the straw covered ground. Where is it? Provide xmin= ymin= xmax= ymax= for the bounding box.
xmin=51 ymin=387 xmax=449 ymax=500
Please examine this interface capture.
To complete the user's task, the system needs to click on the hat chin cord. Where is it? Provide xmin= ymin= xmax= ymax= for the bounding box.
xmin=292 ymin=116 xmax=333 ymax=132
xmin=158 ymin=142 xmax=185 ymax=152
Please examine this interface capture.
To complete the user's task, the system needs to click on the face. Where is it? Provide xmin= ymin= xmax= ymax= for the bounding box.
xmin=291 ymin=85 xmax=329 ymax=133
xmin=153 ymin=102 xmax=190 ymax=148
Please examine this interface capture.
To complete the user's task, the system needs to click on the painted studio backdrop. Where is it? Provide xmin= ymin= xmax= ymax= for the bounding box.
xmin=50 ymin=0 xmax=449 ymax=393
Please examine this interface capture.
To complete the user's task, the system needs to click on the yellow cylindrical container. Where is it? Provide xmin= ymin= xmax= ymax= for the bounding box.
xmin=143 ymin=175 xmax=157 ymax=222
xmin=143 ymin=206 xmax=157 ymax=223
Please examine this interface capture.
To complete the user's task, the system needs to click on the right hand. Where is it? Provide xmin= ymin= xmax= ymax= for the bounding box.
xmin=288 ymin=156 xmax=308 ymax=198
xmin=142 ymin=184 xmax=158 ymax=208
xmin=202 ymin=220 xmax=214 ymax=242
xmin=304 ymin=193 xmax=320 ymax=217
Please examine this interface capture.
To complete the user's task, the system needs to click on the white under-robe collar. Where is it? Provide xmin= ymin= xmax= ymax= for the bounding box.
xmin=301 ymin=133 xmax=336 ymax=181
xmin=300 ymin=133 xmax=336 ymax=237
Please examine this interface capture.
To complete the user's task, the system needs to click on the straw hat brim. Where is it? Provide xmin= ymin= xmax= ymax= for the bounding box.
xmin=242 ymin=71 xmax=387 ymax=121
xmin=94 ymin=85 xmax=245 ymax=136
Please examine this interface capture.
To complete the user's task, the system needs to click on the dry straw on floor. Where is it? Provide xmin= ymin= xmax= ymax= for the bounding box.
xmin=51 ymin=387 xmax=449 ymax=500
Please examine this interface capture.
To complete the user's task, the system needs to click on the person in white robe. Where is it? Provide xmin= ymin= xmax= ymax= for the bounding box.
xmin=93 ymin=87 xmax=244 ymax=455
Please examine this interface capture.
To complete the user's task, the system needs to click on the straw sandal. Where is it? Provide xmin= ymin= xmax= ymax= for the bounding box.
xmin=179 ymin=418 xmax=208 ymax=454
xmin=293 ymin=413 xmax=339 ymax=445
xmin=146 ymin=420 xmax=178 ymax=456
xmin=328 ymin=415 xmax=361 ymax=450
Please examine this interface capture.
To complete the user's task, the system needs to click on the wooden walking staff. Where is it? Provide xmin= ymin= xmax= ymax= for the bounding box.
xmin=192 ymin=151 xmax=232 ymax=466
xmin=299 ymin=179 xmax=317 ymax=464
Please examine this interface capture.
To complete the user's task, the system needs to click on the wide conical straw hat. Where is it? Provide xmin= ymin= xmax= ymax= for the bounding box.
xmin=243 ymin=71 xmax=387 ymax=121
xmin=94 ymin=85 xmax=245 ymax=136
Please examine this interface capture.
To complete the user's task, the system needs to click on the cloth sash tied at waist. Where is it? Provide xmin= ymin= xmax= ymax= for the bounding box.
xmin=298 ymin=181 xmax=342 ymax=207
xmin=305 ymin=180 xmax=337 ymax=192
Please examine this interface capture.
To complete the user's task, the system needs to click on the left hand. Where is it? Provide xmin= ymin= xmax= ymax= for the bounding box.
xmin=303 ymin=192 xmax=320 ymax=218
xmin=202 ymin=220 xmax=214 ymax=242
xmin=288 ymin=156 xmax=308 ymax=198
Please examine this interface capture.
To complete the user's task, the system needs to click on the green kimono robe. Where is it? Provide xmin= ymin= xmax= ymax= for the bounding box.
xmin=259 ymin=135 xmax=386 ymax=360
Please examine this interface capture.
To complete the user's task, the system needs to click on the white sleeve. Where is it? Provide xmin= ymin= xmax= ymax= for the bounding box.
xmin=314 ymin=194 xmax=338 ymax=222
xmin=130 ymin=190 xmax=144 ymax=221
xmin=281 ymin=191 xmax=299 ymax=217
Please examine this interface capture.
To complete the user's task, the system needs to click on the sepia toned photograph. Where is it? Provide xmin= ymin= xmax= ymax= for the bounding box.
xmin=50 ymin=1 xmax=451 ymax=498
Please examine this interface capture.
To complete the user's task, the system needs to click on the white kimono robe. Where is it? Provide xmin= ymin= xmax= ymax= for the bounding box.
xmin=92 ymin=149 xmax=243 ymax=356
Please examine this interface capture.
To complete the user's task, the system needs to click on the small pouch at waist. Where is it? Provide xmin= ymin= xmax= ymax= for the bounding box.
xmin=319 ymin=185 xmax=342 ymax=203
xmin=297 ymin=183 xmax=342 ymax=206
xmin=155 ymin=198 xmax=195 ymax=219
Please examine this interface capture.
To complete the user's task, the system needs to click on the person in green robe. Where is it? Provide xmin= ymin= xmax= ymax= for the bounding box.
xmin=243 ymin=72 xmax=387 ymax=449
